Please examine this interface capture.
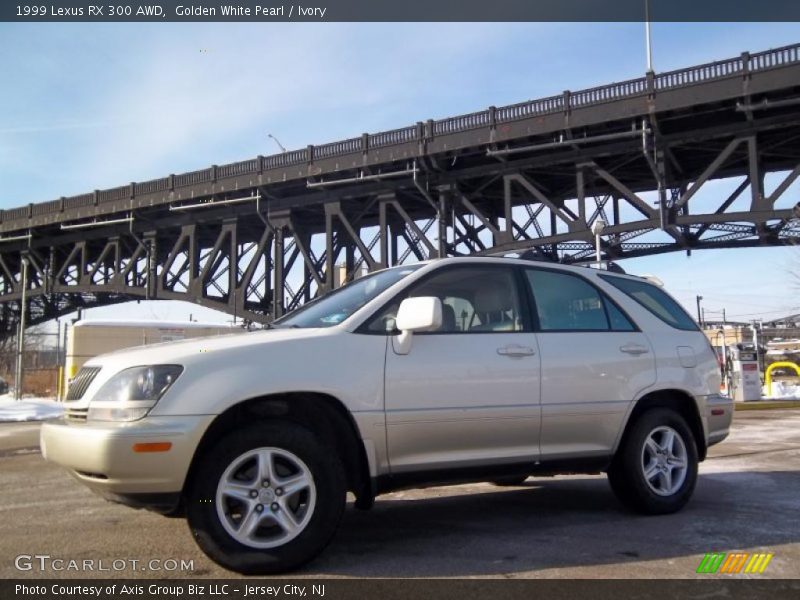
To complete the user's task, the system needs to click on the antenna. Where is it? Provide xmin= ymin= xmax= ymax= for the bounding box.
xmin=267 ymin=133 xmax=287 ymax=153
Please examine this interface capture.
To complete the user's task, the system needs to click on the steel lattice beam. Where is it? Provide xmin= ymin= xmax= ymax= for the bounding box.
xmin=2 ymin=44 xmax=800 ymax=335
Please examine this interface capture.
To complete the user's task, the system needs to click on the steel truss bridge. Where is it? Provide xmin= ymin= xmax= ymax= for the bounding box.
xmin=2 ymin=44 xmax=800 ymax=333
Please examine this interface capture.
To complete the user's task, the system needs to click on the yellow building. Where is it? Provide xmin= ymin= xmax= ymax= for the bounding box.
xmin=62 ymin=320 xmax=241 ymax=398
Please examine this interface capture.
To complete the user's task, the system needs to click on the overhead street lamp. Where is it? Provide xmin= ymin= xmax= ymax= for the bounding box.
xmin=267 ymin=133 xmax=287 ymax=153
xmin=591 ymin=218 xmax=607 ymax=269
xmin=15 ymin=256 xmax=29 ymax=401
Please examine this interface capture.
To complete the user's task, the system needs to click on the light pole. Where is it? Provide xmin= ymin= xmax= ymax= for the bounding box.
xmin=716 ymin=329 xmax=729 ymax=394
xmin=644 ymin=0 xmax=654 ymax=73
xmin=14 ymin=256 xmax=29 ymax=401
xmin=591 ymin=218 xmax=607 ymax=269
xmin=752 ymin=319 xmax=763 ymax=374
xmin=267 ymin=133 xmax=287 ymax=153
xmin=695 ymin=295 xmax=703 ymax=328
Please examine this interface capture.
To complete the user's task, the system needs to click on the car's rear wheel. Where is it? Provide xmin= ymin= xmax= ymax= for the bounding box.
xmin=608 ymin=408 xmax=698 ymax=514
xmin=186 ymin=422 xmax=346 ymax=574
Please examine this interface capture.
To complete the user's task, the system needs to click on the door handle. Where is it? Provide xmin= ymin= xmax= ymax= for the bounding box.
xmin=497 ymin=345 xmax=536 ymax=358
xmin=620 ymin=343 xmax=649 ymax=355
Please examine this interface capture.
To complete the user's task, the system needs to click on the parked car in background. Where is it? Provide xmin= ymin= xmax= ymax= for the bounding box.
xmin=0 ymin=377 xmax=8 ymax=395
xmin=41 ymin=257 xmax=732 ymax=574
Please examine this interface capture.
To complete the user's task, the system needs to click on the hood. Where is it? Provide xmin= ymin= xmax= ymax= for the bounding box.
xmin=84 ymin=327 xmax=331 ymax=371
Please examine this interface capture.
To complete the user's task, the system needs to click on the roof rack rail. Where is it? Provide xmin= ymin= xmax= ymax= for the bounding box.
xmin=606 ymin=262 xmax=626 ymax=274
xmin=519 ymin=249 xmax=560 ymax=263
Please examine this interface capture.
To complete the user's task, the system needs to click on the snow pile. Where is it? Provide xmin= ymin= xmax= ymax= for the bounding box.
xmin=0 ymin=395 xmax=63 ymax=422
xmin=765 ymin=381 xmax=800 ymax=400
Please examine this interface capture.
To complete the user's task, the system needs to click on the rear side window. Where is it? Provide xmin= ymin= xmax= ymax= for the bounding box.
xmin=600 ymin=275 xmax=698 ymax=331
xmin=524 ymin=269 xmax=635 ymax=332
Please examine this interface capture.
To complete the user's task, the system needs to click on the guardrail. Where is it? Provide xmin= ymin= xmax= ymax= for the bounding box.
xmin=2 ymin=43 xmax=799 ymax=226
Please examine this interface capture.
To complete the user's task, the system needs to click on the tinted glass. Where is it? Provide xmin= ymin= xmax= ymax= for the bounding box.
xmin=367 ymin=266 xmax=523 ymax=334
xmin=525 ymin=269 xmax=608 ymax=331
xmin=600 ymin=274 xmax=698 ymax=331
xmin=275 ymin=265 xmax=421 ymax=329
xmin=607 ymin=300 xmax=636 ymax=331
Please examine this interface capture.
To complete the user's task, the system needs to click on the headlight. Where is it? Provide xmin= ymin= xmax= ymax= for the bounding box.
xmin=87 ymin=365 xmax=183 ymax=422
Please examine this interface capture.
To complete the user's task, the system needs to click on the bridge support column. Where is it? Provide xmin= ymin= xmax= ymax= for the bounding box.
xmin=747 ymin=135 xmax=767 ymax=213
xmin=378 ymin=195 xmax=390 ymax=269
xmin=272 ymin=226 xmax=285 ymax=320
xmin=437 ymin=188 xmax=451 ymax=259
xmin=390 ymin=223 xmax=400 ymax=267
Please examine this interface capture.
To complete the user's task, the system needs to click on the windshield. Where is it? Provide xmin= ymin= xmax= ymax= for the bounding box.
xmin=274 ymin=265 xmax=422 ymax=329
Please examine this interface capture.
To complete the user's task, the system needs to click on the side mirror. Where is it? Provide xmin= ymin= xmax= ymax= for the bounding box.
xmin=393 ymin=296 xmax=442 ymax=355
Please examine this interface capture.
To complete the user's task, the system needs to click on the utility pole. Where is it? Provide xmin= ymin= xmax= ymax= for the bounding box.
xmin=14 ymin=257 xmax=29 ymax=400
xmin=752 ymin=319 xmax=763 ymax=374
xmin=696 ymin=295 xmax=704 ymax=328
xmin=55 ymin=319 xmax=60 ymax=401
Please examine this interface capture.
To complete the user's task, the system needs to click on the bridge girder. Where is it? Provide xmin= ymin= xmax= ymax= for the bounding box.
xmin=2 ymin=44 xmax=800 ymax=335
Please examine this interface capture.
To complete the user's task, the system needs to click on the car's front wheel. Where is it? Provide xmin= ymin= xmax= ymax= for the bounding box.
xmin=608 ymin=408 xmax=698 ymax=514
xmin=186 ymin=422 xmax=346 ymax=574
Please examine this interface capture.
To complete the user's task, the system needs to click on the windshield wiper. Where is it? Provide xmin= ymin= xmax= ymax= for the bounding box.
xmin=265 ymin=322 xmax=301 ymax=329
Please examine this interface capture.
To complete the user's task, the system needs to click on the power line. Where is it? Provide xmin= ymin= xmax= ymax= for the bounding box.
xmin=725 ymin=307 xmax=800 ymax=318
xmin=702 ymin=298 xmax=795 ymax=309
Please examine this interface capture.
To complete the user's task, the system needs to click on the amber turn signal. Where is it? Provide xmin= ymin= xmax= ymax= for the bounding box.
xmin=132 ymin=442 xmax=172 ymax=453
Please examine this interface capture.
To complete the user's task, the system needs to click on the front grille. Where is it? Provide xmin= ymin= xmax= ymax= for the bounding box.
xmin=65 ymin=407 xmax=89 ymax=423
xmin=66 ymin=366 xmax=101 ymax=401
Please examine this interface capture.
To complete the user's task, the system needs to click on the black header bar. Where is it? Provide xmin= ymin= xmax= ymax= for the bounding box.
xmin=3 ymin=0 xmax=800 ymax=22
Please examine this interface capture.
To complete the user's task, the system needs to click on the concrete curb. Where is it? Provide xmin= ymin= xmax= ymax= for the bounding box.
xmin=734 ymin=400 xmax=800 ymax=411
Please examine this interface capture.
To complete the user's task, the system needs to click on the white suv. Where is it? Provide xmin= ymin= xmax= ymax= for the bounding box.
xmin=41 ymin=257 xmax=732 ymax=574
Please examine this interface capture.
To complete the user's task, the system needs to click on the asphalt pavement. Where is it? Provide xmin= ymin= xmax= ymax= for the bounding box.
xmin=1 ymin=410 xmax=798 ymax=579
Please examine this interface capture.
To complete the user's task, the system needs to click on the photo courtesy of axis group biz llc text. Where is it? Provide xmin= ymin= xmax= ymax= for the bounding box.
xmin=1 ymin=1 xmax=800 ymax=599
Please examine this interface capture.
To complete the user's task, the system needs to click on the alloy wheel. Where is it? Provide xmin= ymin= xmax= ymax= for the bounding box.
xmin=640 ymin=425 xmax=688 ymax=497
xmin=215 ymin=447 xmax=316 ymax=549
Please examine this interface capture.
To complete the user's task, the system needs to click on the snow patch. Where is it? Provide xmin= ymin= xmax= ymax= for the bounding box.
xmin=764 ymin=381 xmax=800 ymax=400
xmin=0 ymin=395 xmax=63 ymax=422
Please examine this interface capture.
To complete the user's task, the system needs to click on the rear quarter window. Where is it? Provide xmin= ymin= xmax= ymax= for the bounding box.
xmin=599 ymin=275 xmax=698 ymax=331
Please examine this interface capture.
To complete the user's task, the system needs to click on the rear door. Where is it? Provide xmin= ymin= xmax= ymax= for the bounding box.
xmin=523 ymin=268 xmax=656 ymax=460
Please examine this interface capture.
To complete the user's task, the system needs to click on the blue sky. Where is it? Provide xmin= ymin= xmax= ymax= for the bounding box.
xmin=1 ymin=22 xmax=799 ymax=324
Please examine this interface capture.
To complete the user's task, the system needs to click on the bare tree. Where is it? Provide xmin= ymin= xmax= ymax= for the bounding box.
xmin=0 ymin=324 xmax=51 ymax=382
xmin=0 ymin=333 xmax=18 ymax=379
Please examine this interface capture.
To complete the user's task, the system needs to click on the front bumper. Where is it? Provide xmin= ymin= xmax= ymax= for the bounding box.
xmin=40 ymin=415 xmax=215 ymax=499
xmin=704 ymin=393 xmax=734 ymax=447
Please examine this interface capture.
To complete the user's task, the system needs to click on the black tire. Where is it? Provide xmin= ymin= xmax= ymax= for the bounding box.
xmin=491 ymin=476 xmax=529 ymax=487
xmin=186 ymin=421 xmax=346 ymax=574
xmin=608 ymin=408 xmax=698 ymax=515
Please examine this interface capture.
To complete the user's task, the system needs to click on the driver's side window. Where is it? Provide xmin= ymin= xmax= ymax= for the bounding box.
xmin=365 ymin=265 xmax=523 ymax=334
